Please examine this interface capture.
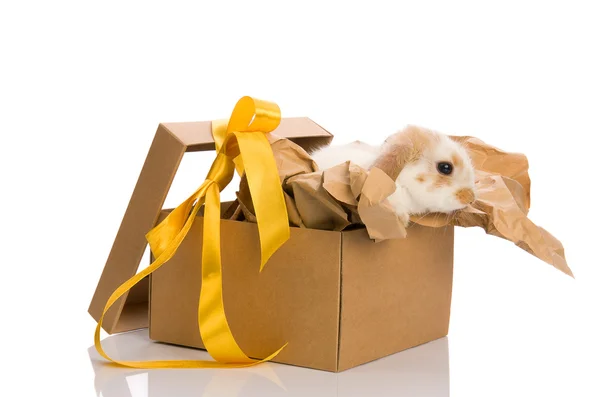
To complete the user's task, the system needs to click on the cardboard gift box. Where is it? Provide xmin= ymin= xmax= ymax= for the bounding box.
xmin=89 ymin=97 xmax=570 ymax=373
xmin=88 ymin=114 xmax=453 ymax=372
xmin=150 ymin=206 xmax=453 ymax=372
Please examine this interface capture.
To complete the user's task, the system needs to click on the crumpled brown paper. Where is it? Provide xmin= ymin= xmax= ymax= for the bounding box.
xmin=227 ymin=133 xmax=572 ymax=277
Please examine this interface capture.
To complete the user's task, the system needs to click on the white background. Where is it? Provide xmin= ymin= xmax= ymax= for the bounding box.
xmin=1 ymin=1 xmax=599 ymax=396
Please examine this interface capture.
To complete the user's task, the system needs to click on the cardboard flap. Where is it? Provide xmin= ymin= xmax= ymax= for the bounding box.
xmin=88 ymin=117 xmax=332 ymax=334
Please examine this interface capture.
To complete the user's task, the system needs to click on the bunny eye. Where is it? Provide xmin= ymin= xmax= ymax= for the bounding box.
xmin=437 ymin=162 xmax=453 ymax=175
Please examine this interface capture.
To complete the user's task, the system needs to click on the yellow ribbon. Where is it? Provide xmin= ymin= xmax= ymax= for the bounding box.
xmin=94 ymin=96 xmax=291 ymax=368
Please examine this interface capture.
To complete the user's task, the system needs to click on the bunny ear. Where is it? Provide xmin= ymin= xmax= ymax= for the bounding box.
xmin=371 ymin=126 xmax=436 ymax=180
xmin=371 ymin=141 xmax=413 ymax=180
xmin=371 ymin=132 xmax=417 ymax=180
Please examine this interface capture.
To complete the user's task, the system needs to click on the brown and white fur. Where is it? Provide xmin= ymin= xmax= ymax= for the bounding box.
xmin=310 ymin=125 xmax=476 ymax=226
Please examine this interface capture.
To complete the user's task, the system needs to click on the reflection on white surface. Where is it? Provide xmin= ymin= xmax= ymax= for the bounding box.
xmin=88 ymin=330 xmax=449 ymax=397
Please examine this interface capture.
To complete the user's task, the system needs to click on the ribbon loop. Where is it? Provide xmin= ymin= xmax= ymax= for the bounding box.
xmin=95 ymin=96 xmax=291 ymax=369
xmin=226 ymin=96 xmax=281 ymax=135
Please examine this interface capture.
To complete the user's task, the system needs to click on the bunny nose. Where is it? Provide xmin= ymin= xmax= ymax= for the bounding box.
xmin=456 ymin=188 xmax=475 ymax=205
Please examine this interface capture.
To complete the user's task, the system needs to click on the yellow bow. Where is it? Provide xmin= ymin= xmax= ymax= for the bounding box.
xmin=94 ymin=96 xmax=291 ymax=368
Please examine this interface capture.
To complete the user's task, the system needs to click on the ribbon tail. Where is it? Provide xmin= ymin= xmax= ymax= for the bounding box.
xmin=199 ymin=182 xmax=253 ymax=363
xmin=235 ymin=131 xmax=290 ymax=270
xmin=94 ymin=96 xmax=290 ymax=369
xmin=95 ymin=180 xmax=287 ymax=368
xmin=146 ymin=181 xmax=210 ymax=257
xmin=95 ymin=184 xmax=208 ymax=367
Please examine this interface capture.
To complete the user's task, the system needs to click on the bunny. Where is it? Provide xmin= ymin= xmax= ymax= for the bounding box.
xmin=309 ymin=125 xmax=476 ymax=226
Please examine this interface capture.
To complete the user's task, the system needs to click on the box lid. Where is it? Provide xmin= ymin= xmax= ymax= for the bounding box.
xmin=163 ymin=117 xmax=332 ymax=152
xmin=88 ymin=117 xmax=333 ymax=334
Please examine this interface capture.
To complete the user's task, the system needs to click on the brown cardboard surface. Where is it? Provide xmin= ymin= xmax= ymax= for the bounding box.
xmin=150 ymin=208 xmax=343 ymax=372
xmin=88 ymin=125 xmax=186 ymax=333
xmin=89 ymin=118 xmax=332 ymax=334
xmin=149 ymin=208 xmax=454 ymax=372
xmin=338 ymin=225 xmax=453 ymax=371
